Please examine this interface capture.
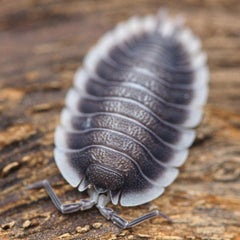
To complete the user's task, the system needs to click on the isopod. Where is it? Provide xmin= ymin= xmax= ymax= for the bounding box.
xmin=28 ymin=9 xmax=209 ymax=228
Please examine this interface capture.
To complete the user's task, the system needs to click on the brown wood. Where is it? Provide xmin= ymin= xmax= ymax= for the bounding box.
xmin=0 ymin=1 xmax=240 ymax=239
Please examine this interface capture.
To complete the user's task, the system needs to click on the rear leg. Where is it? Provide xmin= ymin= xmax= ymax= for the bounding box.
xmin=27 ymin=180 xmax=97 ymax=214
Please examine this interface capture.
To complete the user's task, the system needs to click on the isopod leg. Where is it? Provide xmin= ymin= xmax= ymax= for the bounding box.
xmin=27 ymin=180 xmax=96 ymax=214
xmin=124 ymin=210 xmax=172 ymax=228
xmin=98 ymin=208 xmax=172 ymax=228
xmin=96 ymin=195 xmax=172 ymax=229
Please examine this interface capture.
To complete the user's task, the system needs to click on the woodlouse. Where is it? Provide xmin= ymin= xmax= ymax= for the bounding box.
xmin=28 ymin=9 xmax=209 ymax=228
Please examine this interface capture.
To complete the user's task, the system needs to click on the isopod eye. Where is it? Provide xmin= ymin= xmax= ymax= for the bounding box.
xmin=86 ymin=164 xmax=124 ymax=193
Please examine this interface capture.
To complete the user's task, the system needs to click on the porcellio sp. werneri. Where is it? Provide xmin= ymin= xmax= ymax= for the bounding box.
xmin=28 ymin=9 xmax=209 ymax=229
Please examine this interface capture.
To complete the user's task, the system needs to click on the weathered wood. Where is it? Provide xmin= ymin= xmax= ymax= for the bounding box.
xmin=0 ymin=0 xmax=240 ymax=239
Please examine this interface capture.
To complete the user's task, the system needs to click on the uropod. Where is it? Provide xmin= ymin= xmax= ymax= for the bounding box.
xmin=28 ymin=9 xmax=209 ymax=228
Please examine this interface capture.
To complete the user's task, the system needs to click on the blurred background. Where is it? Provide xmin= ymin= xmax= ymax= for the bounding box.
xmin=0 ymin=1 xmax=240 ymax=239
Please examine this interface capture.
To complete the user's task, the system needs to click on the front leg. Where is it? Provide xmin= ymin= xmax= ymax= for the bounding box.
xmin=27 ymin=180 xmax=96 ymax=214
xmin=96 ymin=194 xmax=172 ymax=229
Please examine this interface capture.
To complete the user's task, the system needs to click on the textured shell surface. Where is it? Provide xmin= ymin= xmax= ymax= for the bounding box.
xmin=54 ymin=10 xmax=209 ymax=207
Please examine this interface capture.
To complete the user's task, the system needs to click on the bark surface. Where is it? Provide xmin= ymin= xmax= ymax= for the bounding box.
xmin=0 ymin=1 xmax=240 ymax=239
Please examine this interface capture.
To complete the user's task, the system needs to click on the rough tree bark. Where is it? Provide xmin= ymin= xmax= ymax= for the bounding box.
xmin=0 ymin=0 xmax=240 ymax=239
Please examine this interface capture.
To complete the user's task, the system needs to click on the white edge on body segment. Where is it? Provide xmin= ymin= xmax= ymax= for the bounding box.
xmin=113 ymin=22 xmax=134 ymax=43
xmin=60 ymin=108 xmax=74 ymax=129
xmin=176 ymin=28 xmax=210 ymax=91
xmin=119 ymin=15 xmax=157 ymax=37
xmin=141 ymin=15 xmax=157 ymax=33
xmin=192 ymin=66 xmax=210 ymax=89
xmin=155 ymin=167 xmax=179 ymax=187
xmin=124 ymin=17 xmax=142 ymax=35
xmin=169 ymin=148 xmax=189 ymax=167
xmin=119 ymin=164 xmax=178 ymax=206
xmin=65 ymin=88 xmax=81 ymax=112
xmin=157 ymin=18 xmax=175 ymax=37
xmin=191 ymin=52 xmax=207 ymax=69
xmin=184 ymin=107 xmax=203 ymax=128
xmin=55 ymin=126 xmax=70 ymax=149
xmin=191 ymin=80 xmax=209 ymax=106
xmin=120 ymin=186 xmax=165 ymax=207
xmin=176 ymin=28 xmax=202 ymax=54
xmin=178 ymin=128 xmax=196 ymax=148
xmin=73 ymin=68 xmax=89 ymax=93
xmin=113 ymin=17 xmax=143 ymax=41
xmin=54 ymin=148 xmax=82 ymax=188
xmin=83 ymin=48 xmax=101 ymax=74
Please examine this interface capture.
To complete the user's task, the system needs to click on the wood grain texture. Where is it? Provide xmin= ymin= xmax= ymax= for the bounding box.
xmin=0 ymin=0 xmax=240 ymax=239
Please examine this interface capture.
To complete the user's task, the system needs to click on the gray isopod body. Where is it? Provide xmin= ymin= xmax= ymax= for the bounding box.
xmin=29 ymin=9 xmax=209 ymax=228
